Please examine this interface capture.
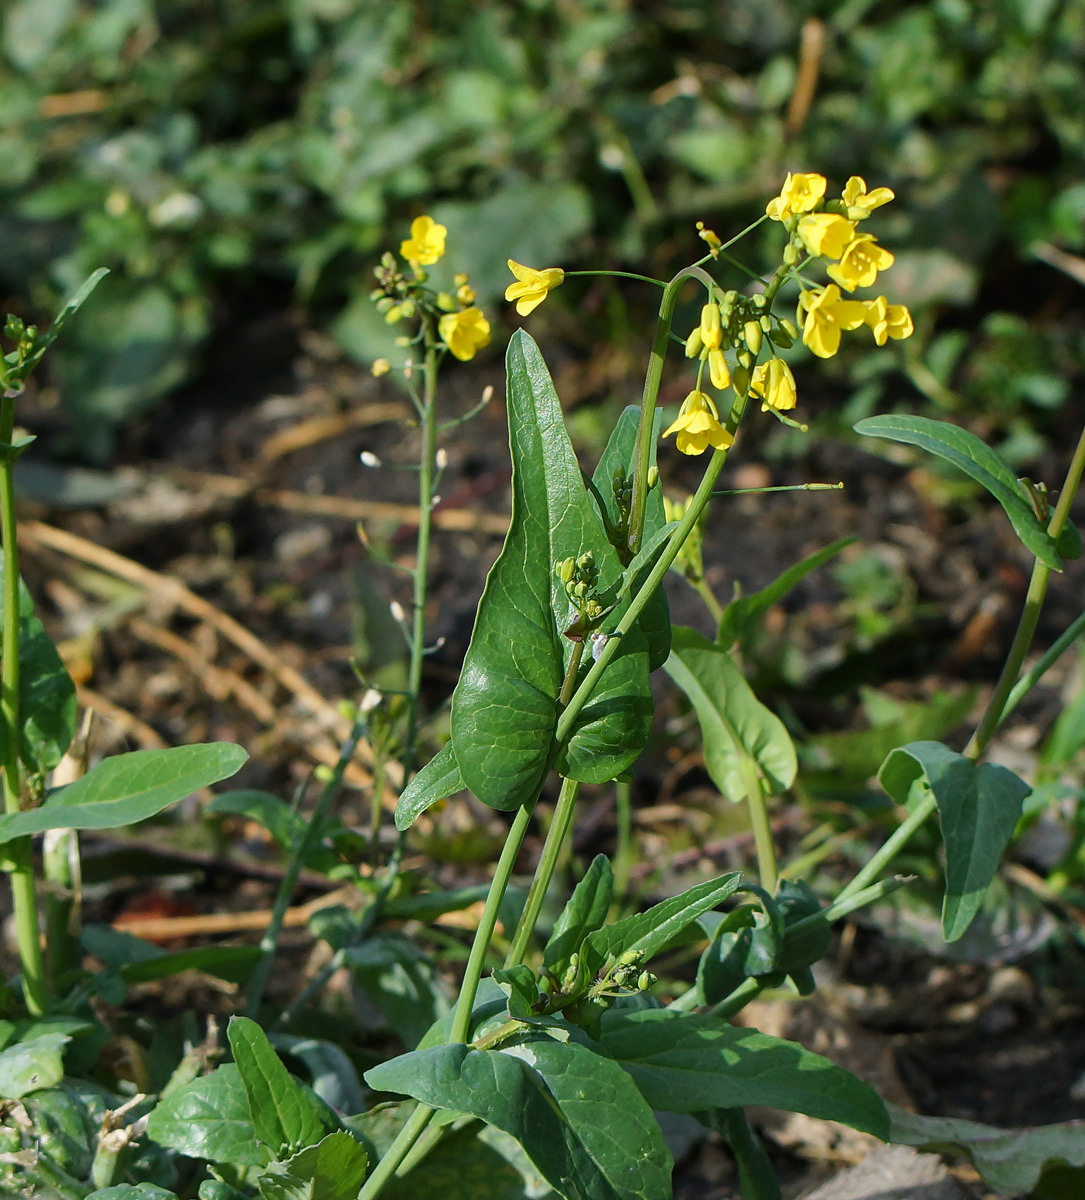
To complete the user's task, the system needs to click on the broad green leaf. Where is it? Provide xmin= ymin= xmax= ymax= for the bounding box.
xmin=599 ymin=1011 xmax=888 ymax=1138
xmin=586 ymin=871 xmax=741 ymax=966
xmin=543 ymin=854 xmax=613 ymax=979
xmin=879 ymin=741 xmax=1031 ymax=940
xmin=258 ymin=1131 xmax=369 ymax=1200
xmin=344 ymin=933 xmax=450 ymax=1049
xmin=366 ymin=1036 xmax=672 ymax=1200
xmin=269 ymin=1036 xmax=368 ymax=1117
xmin=889 ymin=1105 xmax=1085 ymax=1195
xmin=0 ymin=563 xmax=77 ymax=775
xmin=87 ymin=1186 xmax=179 ymax=1200
xmin=493 ymin=965 xmax=541 ymax=1020
xmin=664 ymin=627 xmax=796 ymax=798
xmin=0 ymin=1032 xmax=67 ymax=1098
xmin=394 ymin=742 xmax=464 ymax=830
xmin=854 ymin=415 xmax=1062 ymax=570
xmin=382 ymin=1124 xmax=532 ymax=1200
xmin=717 ymin=537 xmax=855 ymax=650
xmin=146 ymin=1064 xmax=264 ymax=1167
xmin=591 ymin=404 xmax=671 ymax=671
xmin=0 ymin=743 xmax=248 ymax=844
xmin=227 ymin=1017 xmax=332 ymax=1159
xmin=416 ymin=977 xmax=508 ymax=1050
xmin=451 ymin=331 xmax=651 ymax=808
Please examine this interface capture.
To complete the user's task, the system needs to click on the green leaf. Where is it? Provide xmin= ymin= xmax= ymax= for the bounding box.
xmin=599 ymin=1011 xmax=888 ymax=1138
xmin=269 ymin=1036 xmax=368 ymax=1117
xmin=591 ymin=404 xmax=671 ymax=671
xmin=543 ymin=854 xmax=613 ymax=979
xmin=451 ymin=331 xmax=651 ymax=808
xmin=381 ymin=1124 xmax=533 ymax=1200
xmin=854 ymin=415 xmax=1062 ymax=570
xmin=227 ymin=1017 xmax=332 ymax=1159
xmin=382 ymin=884 xmax=490 ymax=923
xmin=0 ymin=743 xmax=248 ymax=844
xmin=258 ymin=1131 xmax=369 ymax=1200
xmin=146 ymin=1064 xmax=264 ymax=1167
xmin=0 ymin=563 xmax=77 ymax=776
xmin=0 ymin=1032 xmax=67 ymax=1098
xmin=121 ymin=945 xmax=260 ymax=986
xmin=879 ymin=740 xmax=1031 ymax=940
xmin=87 ymin=1186 xmax=179 ymax=1200
xmin=586 ymin=871 xmax=741 ymax=966
xmin=889 ymin=1105 xmax=1085 ymax=1195
xmin=664 ymin=627 xmax=796 ymax=798
xmin=206 ymin=790 xmax=305 ymax=849
xmin=343 ymin=933 xmax=450 ymax=1049
xmin=394 ymin=741 xmax=464 ymax=830
xmin=717 ymin=537 xmax=855 ymax=650
xmin=365 ymin=1036 xmax=672 ymax=1200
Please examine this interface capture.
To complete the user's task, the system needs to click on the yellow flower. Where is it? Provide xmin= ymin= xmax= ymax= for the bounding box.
xmin=708 ymin=348 xmax=731 ymax=390
xmin=799 ymin=285 xmax=867 ymax=358
xmin=696 ymin=221 xmax=722 ymax=255
xmin=842 ymin=176 xmax=895 ymax=221
xmin=826 ymin=234 xmax=895 ymax=292
xmin=438 ymin=307 xmax=491 ymax=361
xmin=505 ymin=260 xmax=565 ymax=316
xmin=766 ymin=172 xmax=826 ymax=221
xmin=456 ymin=281 xmax=476 ymax=306
xmin=699 ymin=302 xmax=723 ymax=350
xmin=371 ymin=358 xmax=391 ymax=377
xmin=750 ymin=359 xmax=798 ymax=413
xmin=863 ymin=296 xmax=913 ymax=346
xmin=663 ymin=390 xmax=734 ymax=456
xmin=797 ymin=213 xmax=857 ymax=259
xmin=400 ymin=215 xmax=447 ymax=265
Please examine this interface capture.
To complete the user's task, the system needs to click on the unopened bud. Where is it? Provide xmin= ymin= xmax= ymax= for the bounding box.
xmin=744 ymin=321 xmax=762 ymax=356
xmin=737 ymin=349 xmax=753 ymax=369
xmin=371 ymin=358 xmax=391 ymax=377
xmin=752 ymin=292 xmax=766 ymax=309
xmin=436 ymin=292 xmax=455 ymax=311
xmin=647 ymin=465 xmax=659 ymax=489
xmin=360 ymin=450 xmax=382 ymax=467
xmin=699 ymin=302 xmax=722 ymax=350
xmin=637 ymin=971 xmax=653 ymax=991
xmin=619 ymin=949 xmax=641 ymax=967
xmin=760 ymin=314 xmax=772 ymax=332
xmin=389 ymin=600 xmax=406 ymax=623
xmin=708 ymin=348 xmax=730 ymax=391
xmin=783 ymin=243 xmax=799 ymax=265
xmin=780 ymin=318 xmax=798 ymax=339
xmin=733 ymin=365 xmax=750 ymax=397
xmin=435 ymin=447 xmax=448 ymax=470
xmin=557 ymin=557 xmax=576 ymax=584
xmin=577 ymin=552 xmax=594 ymax=570
xmin=684 ymin=327 xmax=704 ymax=359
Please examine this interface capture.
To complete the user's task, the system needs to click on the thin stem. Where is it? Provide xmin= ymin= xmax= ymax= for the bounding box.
xmin=369 ymin=752 xmax=386 ymax=867
xmin=740 ymin=754 xmax=778 ymax=895
xmin=505 ymin=776 xmax=580 ymax=966
xmin=401 ymin=334 xmax=439 ymax=782
xmin=357 ymin=1102 xmax=437 ymax=1200
xmin=557 ymin=640 xmax=585 ymax=709
xmin=564 ymin=270 xmax=667 ymax=288
xmin=450 ymin=803 xmax=534 ymax=1043
xmin=964 ymin=423 xmax=1085 ymax=762
xmin=833 ymin=793 xmax=937 ymax=908
xmin=1000 ymin=607 xmax=1085 ymax=727
xmin=612 ymin=779 xmax=633 ymax=905
xmin=0 ymin=390 xmax=46 ymax=1015
xmin=245 ymin=718 xmax=364 ymax=1017
xmin=691 ymin=576 xmax=725 ymax=625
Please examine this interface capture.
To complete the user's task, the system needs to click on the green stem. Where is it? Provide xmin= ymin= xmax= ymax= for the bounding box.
xmin=564 ymin=270 xmax=667 ymax=288
xmin=245 ymin=718 xmax=364 ymax=1017
xmin=401 ymin=335 xmax=439 ymax=781
xmin=740 ymin=755 xmax=777 ymax=895
xmin=450 ymin=802 xmax=534 ymax=1042
xmin=0 ymin=390 xmax=45 ymax=1015
xmin=999 ymin=607 xmax=1085 ymax=727
xmin=612 ymin=778 xmax=633 ymax=906
xmin=505 ymin=776 xmax=580 ymax=966
xmin=833 ymin=793 xmax=936 ymax=908
xmin=714 ymin=1108 xmax=782 ymax=1200
xmin=357 ymin=1101 xmax=437 ymax=1200
xmin=692 ymin=577 xmax=724 ymax=625
xmin=964 ymin=422 xmax=1085 ymax=762
xmin=370 ymin=752 xmax=386 ymax=867
xmin=626 ymin=265 xmax=718 ymax=557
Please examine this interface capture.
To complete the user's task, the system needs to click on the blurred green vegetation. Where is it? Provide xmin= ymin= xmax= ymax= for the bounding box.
xmin=1 ymin=0 xmax=1083 ymax=457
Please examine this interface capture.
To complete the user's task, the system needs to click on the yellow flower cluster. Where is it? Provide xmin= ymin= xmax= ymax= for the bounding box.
xmin=662 ymin=390 xmax=734 ymax=456
xmin=766 ymin=173 xmax=913 ymax=360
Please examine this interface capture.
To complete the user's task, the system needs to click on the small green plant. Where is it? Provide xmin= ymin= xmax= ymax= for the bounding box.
xmin=3 ymin=172 xmax=1085 ymax=1200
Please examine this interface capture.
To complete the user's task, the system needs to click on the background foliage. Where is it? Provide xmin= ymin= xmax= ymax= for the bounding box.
xmin=1 ymin=0 xmax=1083 ymax=457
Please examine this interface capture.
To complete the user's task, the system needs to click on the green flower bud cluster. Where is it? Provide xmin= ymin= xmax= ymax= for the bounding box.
xmin=556 ymin=550 xmax=604 ymax=620
xmin=683 ymin=288 xmax=798 ymax=396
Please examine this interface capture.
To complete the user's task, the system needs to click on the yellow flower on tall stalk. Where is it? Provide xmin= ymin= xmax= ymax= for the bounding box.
xmin=797 ymin=213 xmax=856 ymax=259
xmin=827 ymin=234 xmax=895 ymax=292
xmin=750 ymin=358 xmax=798 ymax=413
xmin=863 ymin=296 xmax=913 ymax=346
xmin=438 ymin=307 xmax=491 ymax=361
xmin=505 ymin=260 xmax=565 ymax=315
xmin=663 ymin=390 xmax=734 ymax=456
xmin=842 ymin=177 xmax=895 ymax=221
xmin=799 ymin=285 xmax=866 ymax=358
xmin=399 ymin=216 xmax=447 ymax=265
xmin=766 ymin=172 xmax=826 ymax=221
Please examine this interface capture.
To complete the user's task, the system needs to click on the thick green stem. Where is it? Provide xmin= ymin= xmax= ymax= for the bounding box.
xmin=505 ymin=776 xmax=580 ymax=966
xmin=245 ymin=718 xmax=365 ymax=1016
xmin=714 ymin=1109 xmax=782 ymax=1200
xmin=964 ymin=423 xmax=1085 ymax=762
xmin=0 ymin=390 xmax=46 ymax=1015
xmin=450 ymin=802 xmax=534 ymax=1042
xmin=357 ymin=1101 xmax=437 ymax=1200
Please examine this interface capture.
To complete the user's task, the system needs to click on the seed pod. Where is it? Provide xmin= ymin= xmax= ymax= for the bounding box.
xmin=744 ymin=321 xmax=762 ymax=356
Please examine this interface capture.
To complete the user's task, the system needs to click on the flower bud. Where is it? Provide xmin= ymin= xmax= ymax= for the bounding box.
xmin=752 ymin=292 xmax=766 ymax=309
xmin=772 ymin=328 xmax=793 ymax=349
xmin=783 ymin=243 xmax=799 ymax=266
xmin=737 ymin=349 xmax=753 ymax=369
xmin=708 ymin=348 xmax=730 ymax=390
xmin=780 ymin=318 xmax=798 ymax=339
xmin=744 ymin=321 xmax=763 ymax=356
xmin=732 ymin=365 xmax=750 ymax=397
xmin=684 ymin=327 xmax=704 ymax=358
xmin=647 ymin=465 xmax=659 ymax=489
xmin=699 ymin=302 xmax=723 ymax=350
xmin=637 ymin=971 xmax=653 ymax=991
xmin=577 ymin=552 xmax=594 ymax=571
xmin=557 ymin=557 xmax=576 ymax=584
xmin=760 ymin=314 xmax=772 ymax=332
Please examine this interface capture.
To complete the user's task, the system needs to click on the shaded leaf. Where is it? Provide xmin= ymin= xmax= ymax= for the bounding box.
xmin=146 ymin=1064 xmax=263 ymax=1167
xmin=382 ymin=1124 xmax=531 ymax=1200
xmin=879 ymin=741 xmax=1030 ymax=940
xmin=854 ymin=415 xmax=1062 ymax=570
xmin=664 ymin=627 xmax=795 ymax=797
xmin=0 ymin=744 xmax=248 ymax=843
xmin=258 ymin=1131 xmax=369 ymax=1200
xmin=0 ymin=1032 xmax=67 ymax=1098
xmin=543 ymin=854 xmax=613 ymax=979
xmin=344 ymin=933 xmax=449 ymax=1049
xmin=87 ymin=1186 xmax=179 ymax=1200
xmin=394 ymin=742 xmax=464 ymax=831
xmin=269 ymin=1035 xmax=368 ymax=1116
xmin=599 ymin=1011 xmax=888 ymax=1138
